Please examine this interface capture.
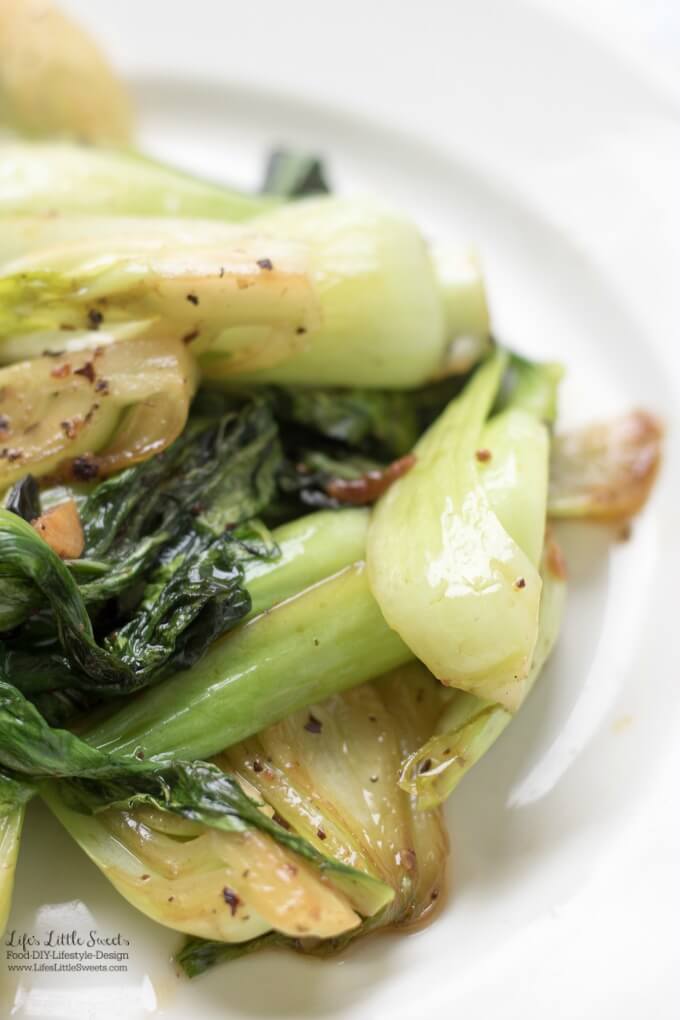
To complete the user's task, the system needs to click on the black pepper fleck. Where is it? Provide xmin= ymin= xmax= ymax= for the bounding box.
xmin=72 ymin=456 xmax=100 ymax=481
xmin=256 ymin=258 xmax=273 ymax=271
xmin=74 ymin=361 xmax=96 ymax=383
xmin=186 ymin=293 xmax=199 ymax=305
xmin=87 ymin=308 xmax=103 ymax=330
xmin=304 ymin=714 xmax=322 ymax=734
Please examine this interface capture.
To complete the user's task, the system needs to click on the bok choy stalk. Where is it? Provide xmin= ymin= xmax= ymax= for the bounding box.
xmin=0 ymin=805 xmax=25 ymax=935
xmin=399 ymin=535 xmax=567 ymax=809
xmin=174 ymin=664 xmax=449 ymax=972
xmin=0 ymin=201 xmax=489 ymax=387
xmin=0 ymin=337 xmax=197 ymax=487
xmin=85 ymin=562 xmax=412 ymax=760
xmin=0 ymin=0 xmax=132 ymax=144
xmin=220 ymin=664 xmax=450 ymax=931
xmin=367 ymin=351 xmax=549 ymax=712
xmin=219 ymin=197 xmax=490 ymax=388
xmin=42 ymin=664 xmax=448 ymax=956
xmin=0 ymin=143 xmax=276 ymax=220
xmin=0 ymin=680 xmax=390 ymax=942
xmin=0 ymin=222 xmax=320 ymax=376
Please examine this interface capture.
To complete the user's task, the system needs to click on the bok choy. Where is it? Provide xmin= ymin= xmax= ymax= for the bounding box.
xmin=0 ymin=0 xmax=132 ymax=144
xmin=0 ymin=337 xmax=197 ymax=487
xmin=0 ymin=41 xmax=663 ymax=982
xmin=0 ymin=201 xmax=489 ymax=387
xmin=0 ymin=142 xmax=276 ymax=220
xmin=367 ymin=350 xmax=549 ymax=712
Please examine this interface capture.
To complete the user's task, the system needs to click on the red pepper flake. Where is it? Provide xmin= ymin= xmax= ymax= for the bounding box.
xmin=256 ymin=258 xmax=273 ymax=271
xmin=135 ymin=749 xmax=145 ymax=760
xmin=74 ymin=361 xmax=96 ymax=383
xmin=431 ymin=889 xmax=439 ymax=901
xmin=316 ymin=828 xmax=327 ymax=841
xmin=272 ymin=811 xmax=291 ymax=831
xmin=186 ymin=293 xmax=199 ymax=306
xmin=304 ymin=713 xmax=322 ymax=734
xmin=251 ymin=759 xmax=264 ymax=773
xmin=325 ymin=454 xmax=416 ymax=506
xmin=140 ymin=874 xmax=150 ymax=881
xmin=87 ymin=308 xmax=103 ymax=330
xmin=50 ymin=363 xmax=71 ymax=379
xmin=182 ymin=329 xmax=200 ymax=345
xmin=514 ymin=577 xmax=527 ymax=590
xmin=475 ymin=448 xmax=492 ymax=463
xmin=222 ymin=887 xmax=240 ymax=916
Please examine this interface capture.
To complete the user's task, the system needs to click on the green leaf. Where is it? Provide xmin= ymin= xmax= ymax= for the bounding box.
xmin=261 ymin=150 xmax=331 ymax=198
xmin=177 ymin=933 xmax=286 ymax=977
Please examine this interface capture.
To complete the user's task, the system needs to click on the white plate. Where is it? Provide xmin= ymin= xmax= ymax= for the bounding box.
xmin=3 ymin=2 xmax=680 ymax=1018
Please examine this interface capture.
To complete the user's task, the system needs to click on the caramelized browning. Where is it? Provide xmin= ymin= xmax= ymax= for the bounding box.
xmin=549 ymin=409 xmax=663 ymax=522
xmin=325 ymin=455 xmax=416 ymax=506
